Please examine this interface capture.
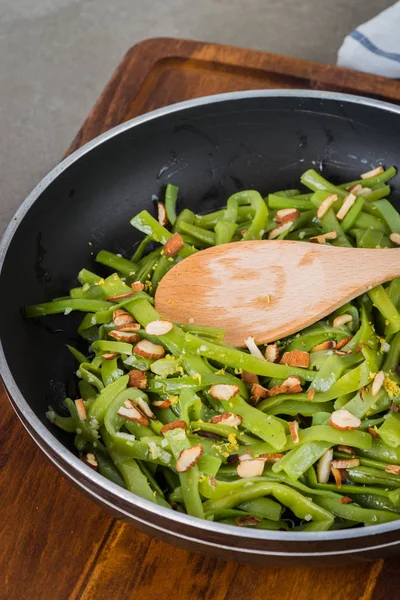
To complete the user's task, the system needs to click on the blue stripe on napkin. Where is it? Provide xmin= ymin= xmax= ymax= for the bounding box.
xmin=350 ymin=30 xmax=400 ymax=64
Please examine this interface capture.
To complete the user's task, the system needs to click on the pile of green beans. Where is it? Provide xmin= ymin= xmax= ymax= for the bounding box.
xmin=25 ymin=167 xmax=400 ymax=531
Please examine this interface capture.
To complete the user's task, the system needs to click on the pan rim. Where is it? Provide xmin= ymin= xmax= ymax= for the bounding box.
xmin=2 ymin=88 xmax=400 ymax=549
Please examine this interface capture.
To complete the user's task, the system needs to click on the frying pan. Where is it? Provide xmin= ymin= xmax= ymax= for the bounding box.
xmin=1 ymin=90 xmax=400 ymax=566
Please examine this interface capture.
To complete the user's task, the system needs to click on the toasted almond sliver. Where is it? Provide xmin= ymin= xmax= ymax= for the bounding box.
xmin=307 ymin=388 xmax=315 ymax=400
xmin=268 ymin=221 xmax=293 ymax=240
xmin=210 ymin=412 xmax=243 ymax=427
xmin=113 ymin=308 xmax=136 ymax=327
xmin=176 ymin=445 xmax=203 ymax=472
xmin=157 ymin=201 xmax=168 ymax=227
xmin=116 ymin=323 xmax=141 ymax=333
xmin=265 ymin=344 xmax=279 ymax=363
xmin=81 ymin=452 xmax=98 ymax=470
xmin=331 ymin=466 xmax=343 ymax=488
xmin=289 ymin=421 xmax=300 ymax=444
xmin=317 ymin=448 xmax=333 ymax=483
xmin=372 ymin=370 xmax=385 ymax=397
xmin=109 ymin=330 xmax=140 ymax=343
xmin=348 ymin=183 xmax=363 ymax=195
xmin=268 ymin=383 xmax=291 ymax=397
xmin=244 ymin=336 xmax=265 ymax=360
xmin=331 ymin=458 xmax=360 ymax=469
xmin=236 ymin=515 xmax=262 ymax=527
xmin=161 ymin=420 xmax=187 ymax=435
xmin=311 ymin=340 xmax=336 ymax=352
xmin=390 ymin=233 xmax=400 ymax=246
xmin=360 ymin=166 xmax=384 ymax=179
xmin=107 ymin=291 xmax=135 ymax=302
xmin=275 ymin=208 xmax=301 ymax=224
xmin=251 ymin=383 xmax=269 ymax=399
xmin=131 ymin=281 xmax=145 ymax=292
xmin=367 ymin=427 xmax=380 ymax=438
xmin=209 ymin=384 xmax=240 ymax=401
xmin=137 ymin=398 xmax=156 ymax=420
xmin=282 ymin=375 xmax=303 ymax=392
xmin=128 ymin=369 xmax=147 ymax=390
xmin=145 ymin=319 xmax=173 ymax=336
xmin=164 ymin=233 xmax=184 ymax=257
xmin=152 ymin=399 xmax=172 ymax=409
xmin=236 ymin=459 xmax=265 ymax=478
xmin=333 ymin=314 xmax=352 ymax=328
xmin=238 ymin=452 xmax=253 ymax=462
xmin=280 ymin=350 xmax=310 ymax=368
xmin=309 ymin=231 xmax=337 ymax=244
xmin=385 ymin=465 xmax=400 ymax=475
xmin=117 ymin=400 xmax=149 ymax=426
xmin=339 ymin=496 xmax=353 ymax=504
xmin=134 ymin=339 xmax=165 ymax=360
xmin=337 ymin=445 xmax=355 ymax=455
xmin=357 ymin=187 xmax=372 ymax=197
xmin=242 ymin=371 xmax=259 ymax=385
xmin=317 ymin=194 xmax=338 ymax=220
xmin=336 ymin=193 xmax=356 ymax=221
xmin=336 ymin=336 xmax=352 ymax=350
xmin=330 ymin=409 xmax=361 ymax=431
xmin=102 ymin=352 xmax=120 ymax=360
xmin=258 ymin=453 xmax=284 ymax=463
xmin=75 ymin=398 xmax=87 ymax=421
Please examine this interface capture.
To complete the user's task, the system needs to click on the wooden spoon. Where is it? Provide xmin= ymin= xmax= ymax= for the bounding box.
xmin=154 ymin=240 xmax=400 ymax=347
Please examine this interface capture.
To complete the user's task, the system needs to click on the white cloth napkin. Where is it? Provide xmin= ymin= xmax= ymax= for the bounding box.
xmin=337 ymin=2 xmax=400 ymax=78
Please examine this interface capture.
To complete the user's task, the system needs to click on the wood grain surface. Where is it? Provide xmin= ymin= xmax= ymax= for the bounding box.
xmin=2 ymin=38 xmax=400 ymax=600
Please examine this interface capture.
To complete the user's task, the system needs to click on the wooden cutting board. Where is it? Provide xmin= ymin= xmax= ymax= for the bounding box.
xmin=2 ymin=38 xmax=400 ymax=600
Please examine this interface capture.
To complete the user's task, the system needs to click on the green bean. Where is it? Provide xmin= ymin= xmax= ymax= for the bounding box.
xmin=165 ymin=184 xmax=179 ymax=225
xmin=96 ymin=250 xmax=138 ymax=277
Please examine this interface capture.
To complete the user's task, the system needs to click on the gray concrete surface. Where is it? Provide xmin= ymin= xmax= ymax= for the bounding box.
xmin=0 ymin=0 xmax=394 ymax=234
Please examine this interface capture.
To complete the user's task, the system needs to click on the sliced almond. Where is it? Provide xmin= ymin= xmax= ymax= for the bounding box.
xmin=131 ymin=281 xmax=145 ymax=292
xmin=128 ymin=369 xmax=147 ymax=390
xmin=238 ymin=452 xmax=253 ymax=462
xmin=81 ymin=452 xmax=98 ymax=470
xmin=236 ymin=459 xmax=265 ymax=478
xmin=102 ymin=352 xmax=120 ymax=360
xmin=265 ymin=344 xmax=279 ymax=363
xmin=367 ymin=427 xmax=380 ymax=438
xmin=113 ymin=308 xmax=136 ymax=327
xmin=115 ymin=323 xmax=141 ymax=333
xmin=311 ymin=340 xmax=336 ymax=352
xmin=335 ymin=350 xmax=349 ymax=356
xmin=145 ymin=319 xmax=173 ymax=336
xmin=275 ymin=208 xmax=301 ymax=225
xmin=390 ymin=233 xmax=400 ymax=246
xmin=152 ymin=399 xmax=172 ymax=409
xmin=307 ymin=388 xmax=315 ymax=400
xmin=331 ymin=458 xmax=360 ymax=469
xmin=242 ymin=371 xmax=259 ymax=385
xmin=317 ymin=448 xmax=333 ymax=483
xmin=210 ymin=412 xmax=242 ymax=427
xmin=134 ymin=339 xmax=165 ymax=360
xmin=258 ymin=453 xmax=284 ymax=463
xmin=336 ymin=193 xmax=356 ymax=221
xmin=330 ymin=409 xmax=361 ymax=431
xmin=75 ymin=398 xmax=87 ymax=421
xmin=106 ymin=291 xmax=135 ymax=302
xmin=268 ymin=221 xmax=293 ymax=240
xmin=372 ymin=370 xmax=385 ymax=397
xmin=385 ymin=465 xmax=400 ymax=475
xmin=339 ymin=496 xmax=353 ymax=504
xmin=244 ymin=336 xmax=265 ymax=360
xmin=176 ymin=445 xmax=203 ymax=472
xmin=357 ymin=187 xmax=372 ymax=197
xmin=157 ymin=201 xmax=168 ymax=226
xmin=109 ymin=330 xmax=140 ymax=343
xmin=337 ymin=445 xmax=355 ymax=455
xmin=117 ymin=399 xmax=149 ymax=425
xmin=280 ymin=350 xmax=310 ymax=368
xmin=236 ymin=515 xmax=262 ymax=527
xmin=331 ymin=466 xmax=343 ymax=488
xmin=209 ymin=384 xmax=240 ymax=401
xmin=309 ymin=231 xmax=337 ymax=244
xmin=164 ymin=233 xmax=184 ymax=257
xmin=269 ymin=376 xmax=302 ymax=397
xmin=161 ymin=420 xmax=187 ymax=435
xmin=137 ymin=398 xmax=156 ymax=420
xmin=333 ymin=314 xmax=352 ymax=328
xmin=317 ymin=194 xmax=338 ymax=220
xmin=360 ymin=166 xmax=384 ymax=179
xmin=336 ymin=336 xmax=352 ymax=350
xmin=251 ymin=383 xmax=269 ymax=399
xmin=348 ymin=183 xmax=363 ymax=195
xmin=289 ymin=421 xmax=300 ymax=444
